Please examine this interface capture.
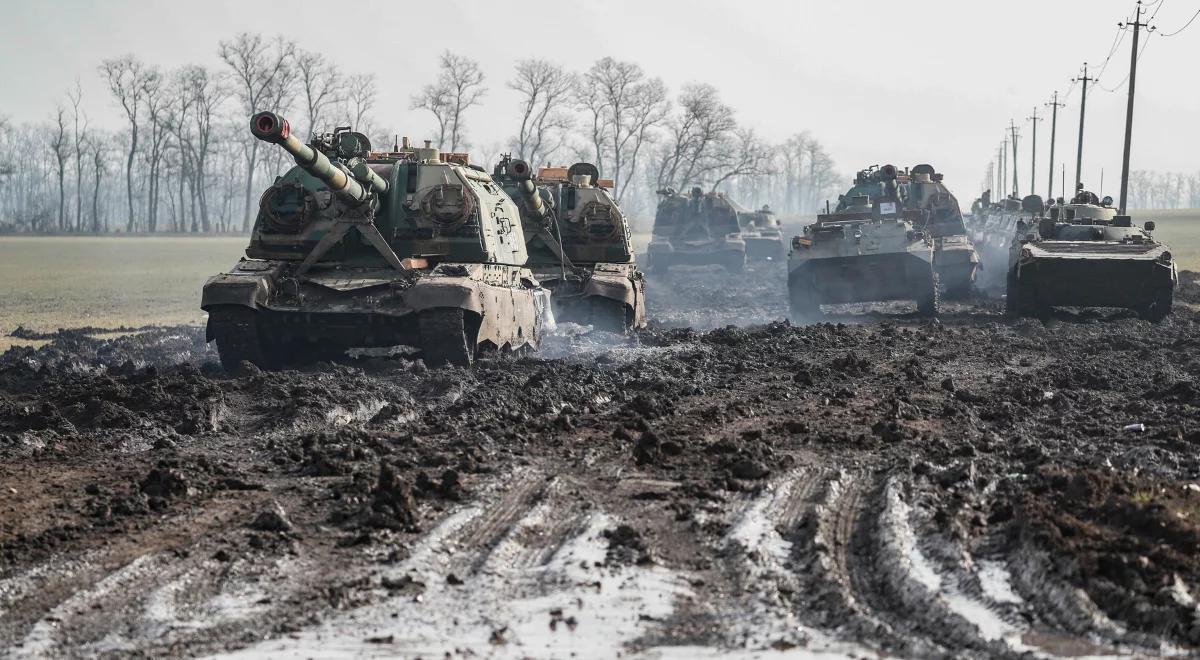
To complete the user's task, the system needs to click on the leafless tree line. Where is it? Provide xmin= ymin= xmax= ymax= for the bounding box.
xmin=0 ymin=37 xmax=843 ymax=234
xmin=1125 ymin=170 xmax=1200 ymax=210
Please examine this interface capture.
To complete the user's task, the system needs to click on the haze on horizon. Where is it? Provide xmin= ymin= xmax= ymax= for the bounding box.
xmin=2 ymin=0 xmax=1196 ymax=203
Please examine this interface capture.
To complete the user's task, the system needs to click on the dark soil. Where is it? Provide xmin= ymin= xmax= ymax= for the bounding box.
xmin=2 ymin=262 xmax=1200 ymax=658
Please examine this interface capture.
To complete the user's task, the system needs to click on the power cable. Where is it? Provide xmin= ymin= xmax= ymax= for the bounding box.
xmin=1159 ymin=7 xmax=1200 ymax=35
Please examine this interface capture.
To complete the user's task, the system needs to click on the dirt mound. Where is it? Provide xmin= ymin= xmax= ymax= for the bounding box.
xmin=4 ymin=272 xmax=1200 ymax=656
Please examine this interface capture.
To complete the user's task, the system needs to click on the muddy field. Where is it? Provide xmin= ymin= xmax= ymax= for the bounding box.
xmin=3 ymin=262 xmax=1200 ymax=658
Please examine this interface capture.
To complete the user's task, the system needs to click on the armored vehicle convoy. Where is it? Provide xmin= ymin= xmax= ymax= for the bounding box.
xmin=732 ymin=201 xmax=785 ymax=260
xmin=492 ymin=157 xmax=646 ymax=333
xmin=201 ymin=112 xmax=551 ymax=370
xmin=648 ymin=187 xmax=746 ymax=273
xmin=788 ymin=165 xmax=937 ymax=321
xmin=902 ymin=164 xmax=979 ymax=298
xmin=1006 ymin=187 xmax=1176 ymax=321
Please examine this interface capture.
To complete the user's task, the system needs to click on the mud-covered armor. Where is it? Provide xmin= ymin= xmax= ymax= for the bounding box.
xmin=648 ymin=187 xmax=747 ymax=273
xmin=201 ymin=114 xmax=551 ymax=370
xmin=1005 ymin=187 xmax=1175 ymax=321
xmin=493 ymin=157 xmax=646 ymax=332
xmin=787 ymin=164 xmax=938 ymax=321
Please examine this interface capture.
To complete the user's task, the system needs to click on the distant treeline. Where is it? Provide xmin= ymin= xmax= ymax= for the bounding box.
xmin=0 ymin=34 xmax=843 ymax=235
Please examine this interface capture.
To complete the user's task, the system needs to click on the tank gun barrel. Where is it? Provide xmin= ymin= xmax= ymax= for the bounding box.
xmin=507 ymin=159 xmax=548 ymax=219
xmin=250 ymin=111 xmax=369 ymax=203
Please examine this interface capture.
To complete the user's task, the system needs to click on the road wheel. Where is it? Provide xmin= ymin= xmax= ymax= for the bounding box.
xmin=915 ymin=270 xmax=940 ymax=317
xmin=419 ymin=308 xmax=476 ymax=367
xmin=1139 ymin=287 xmax=1174 ymax=323
xmin=207 ymin=306 xmax=278 ymax=373
xmin=590 ymin=298 xmax=629 ymax=334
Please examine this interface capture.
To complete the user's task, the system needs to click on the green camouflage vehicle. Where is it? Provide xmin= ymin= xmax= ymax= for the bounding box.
xmin=732 ymin=201 xmax=785 ymax=260
xmin=1006 ymin=187 xmax=1176 ymax=321
xmin=788 ymin=165 xmax=937 ymax=321
xmin=902 ymin=164 xmax=979 ymax=298
xmin=648 ymin=187 xmax=747 ymax=273
xmin=201 ymin=113 xmax=551 ymax=370
xmin=492 ymin=158 xmax=646 ymax=333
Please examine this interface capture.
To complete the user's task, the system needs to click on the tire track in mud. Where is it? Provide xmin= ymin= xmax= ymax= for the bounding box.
xmin=727 ymin=468 xmax=1033 ymax=659
xmin=228 ymin=468 xmax=693 ymax=658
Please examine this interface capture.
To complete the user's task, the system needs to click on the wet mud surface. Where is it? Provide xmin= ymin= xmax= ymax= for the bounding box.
xmin=3 ymin=263 xmax=1200 ymax=657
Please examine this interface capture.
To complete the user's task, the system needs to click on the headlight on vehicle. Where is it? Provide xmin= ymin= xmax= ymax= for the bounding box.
xmin=1020 ymin=247 xmax=1032 ymax=260
xmin=1159 ymin=251 xmax=1172 ymax=263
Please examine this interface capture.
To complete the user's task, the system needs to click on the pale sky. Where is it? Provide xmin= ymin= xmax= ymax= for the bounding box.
xmin=2 ymin=0 xmax=1197 ymax=200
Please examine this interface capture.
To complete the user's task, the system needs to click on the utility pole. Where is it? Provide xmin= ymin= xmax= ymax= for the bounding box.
xmin=1118 ymin=1 xmax=1155 ymax=214
xmin=1009 ymin=120 xmax=1021 ymax=197
xmin=1045 ymin=91 xmax=1065 ymax=201
xmin=1001 ymin=137 xmax=1007 ymax=200
xmin=1026 ymin=108 xmax=1042 ymax=197
xmin=1073 ymin=63 xmax=1097 ymax=192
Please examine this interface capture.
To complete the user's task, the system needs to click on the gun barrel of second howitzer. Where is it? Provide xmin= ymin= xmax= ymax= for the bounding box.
xmin=250 ymin=111 xmax=369 ymax=203
xmin=508 ymin=159 xmax=548 ymax=218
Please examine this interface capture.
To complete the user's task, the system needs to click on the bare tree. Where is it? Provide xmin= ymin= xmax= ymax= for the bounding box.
xmin=410 ymin=80 xmax=450 ymax=148
xmin=710 ymin=128 xmax=771 ymax=191
xmin=344 ymin=73 xmax=378 ymax=131
xmin=653 ymin=83 xmax=736 ymax=191
xmin=142 ymin=70 xmax=169 ymax=233
xmin=577 ymin=58 xmax=669 ymax=202
xmin=100 ymin=55 xmax=154 ymax=232
xmin=174 ymin=65 xmax=225 ymax=232
xmin=68 ymin=80 xmax=89 ymax=231
xmin=509 ymin=59 xmax=575 ymax=166
xmin=50 ymin=106 xmax=69 ymax=232
xmin=218 ymin=33 xmax=295 ymax=232
xmin=294 ymin=49 xmax=343 ymax=139
xmin=90 ymin=134 xmax=109 ymax=232
xmin=412 ymin=51 xmax=486 ymax=152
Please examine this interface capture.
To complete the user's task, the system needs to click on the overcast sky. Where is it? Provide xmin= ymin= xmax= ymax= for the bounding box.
xmin=2 ymin=0 xmax=1196 ymax=202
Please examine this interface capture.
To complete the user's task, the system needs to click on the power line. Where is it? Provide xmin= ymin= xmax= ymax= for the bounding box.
xmin=1159 ymin=7 xmax=1200 ymax=36
xmin=1097 ymin=27 xmax=1153 ymax=92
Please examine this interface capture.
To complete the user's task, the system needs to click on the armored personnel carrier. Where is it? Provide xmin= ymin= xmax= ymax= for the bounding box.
xmin=788 ymin=165 xmax=937 ymax=321
xmin=201 ymin=112 xmax=551 ymax=370
xmin=732 ymin=201 xmax=785 ymax=260
xmin=492 ymin=157 xmax=646 ymax=332
xmin=1006 ymin=187 xmax=1176 ymax=321
xmin=648 ymin=187 xmax=746 ymax=273
xmin=902 ymin=164 xmax=979 ymax=298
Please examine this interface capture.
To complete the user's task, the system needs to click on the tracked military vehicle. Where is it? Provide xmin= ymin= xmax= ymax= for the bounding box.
xmin=1006 ymin=187 xmax=1176 ymax=321
xmin=788 ymin=165 xmax=937 ymax=321
xmin=902 ymin=164 xmax=979 ymax=298
xmin=493 ymin=158 xmax=646 ymax=332
xmin=201 ymin=113 xmax=551 ymax=370
xmin=732 ymin=201 xmax=785 ymax=260
xmin=648 ymin=187 xmax=746 ymax=273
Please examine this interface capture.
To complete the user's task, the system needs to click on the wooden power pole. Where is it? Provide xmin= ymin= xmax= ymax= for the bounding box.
xmin=1009 ymin=120 xmax=1021 ymax=197
xmin=1026 ymin=107 xmax=1042 ymax=197
xmin=1118 ymin=1 xmax=1155 ymax=214
xmin=1045 ymin=91 xmax=1065 ymax=200
xmin=1073 ymin=63 xmax=1097 ymax=192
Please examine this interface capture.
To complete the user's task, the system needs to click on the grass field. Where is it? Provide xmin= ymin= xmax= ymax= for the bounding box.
xmin=2 ymin=210 xmax=1198 ymax=352
xmin=0 ymin=236 xmax=245 ymax=352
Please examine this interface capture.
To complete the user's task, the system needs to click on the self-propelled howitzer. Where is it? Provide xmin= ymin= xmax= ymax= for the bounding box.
xmin=201 ymin=113 xmax=552 ymax=369
xmin=493 ymin=157 xmax=646 ymax=332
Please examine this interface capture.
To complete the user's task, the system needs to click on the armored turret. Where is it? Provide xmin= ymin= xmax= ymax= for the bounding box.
xmin=493 ymin=156 xmax=645 ymax=332
xmin=200 ymin=113 xmax=551 ymax=370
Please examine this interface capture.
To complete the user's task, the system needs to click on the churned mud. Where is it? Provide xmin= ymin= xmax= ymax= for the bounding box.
xmin=3 ymin=263 xmax=1200 ymax=658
